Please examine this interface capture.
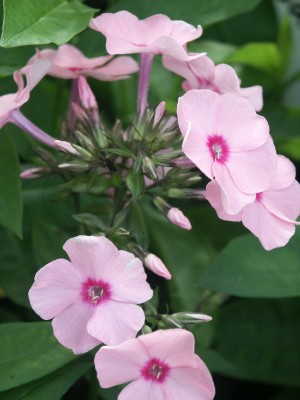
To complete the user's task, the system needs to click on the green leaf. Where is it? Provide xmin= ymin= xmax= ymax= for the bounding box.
xmin=0 ymin=132 xmax=22 ymax=237
xmin=189 ymin=40 xmax=236 ymax=64
xmin=200 ymin=232 xmax=300 ymax=298
xmin=0 ymin=0 xmax=97 ymax=48
xmin=125 ymin=170 xmax=144 ymax=201
xmin=144 ymin=204 xmax=215 ymax=310
xmin=0 ymin=358 xmax=91 ymax=400
xmin=0 ymin=228 xmax=33 ymax=307
xmin=226 ymin=42 xmax=282 ymax=74
xmin=109 ymin=0 xmax=262 ymax=27
xmin=0 ymin=322 xmax=77 ymax=391
xmin=128 ymin=203 xmax=149 ymax=249
xmin=272 ymin=389 xmax=300 ymax=400
xmin=32 ymin=220 xmax=69 ymax=268
xmin=214 ymin=298 xmax=300 ymax=387
xmin=278 ymin=16 xmax=293 ymax=75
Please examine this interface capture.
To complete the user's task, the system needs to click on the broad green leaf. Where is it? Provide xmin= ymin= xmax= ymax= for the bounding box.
xmin=226 ymin=42 xmax=282 ymax=74
xmin=128 ymin=203 xmax=149 ymax=249
xmin=125 ymin=170 xmax=144 ymax=201
xmin=214 ymin=298 xmax=300 ymax=387
xmin=0 ymin=229 xmax=33 ymax=307
xmin=0 ymin=322 xmax=77 ymax=391
xmin=0 ymin=133 xmax=22 ymax=237
xmin=189 ymin=40 xmax=236 ymax=64
xmin=278 ymin=16 xmax=293 ymax=75
xmin=0 ymin=358 xmax=91 ymax=400
xmin=32 ymin=220 xmax=69 ymax=268
xmin=109 ymin=0 xmax=263 ymax=27
xmin=0 ymin=0 xmax=97 ymax=48
xmin=144 ymin=204 xmax=215 ymax=310
xmin=200 ymin=232 xmax=300 ymax=298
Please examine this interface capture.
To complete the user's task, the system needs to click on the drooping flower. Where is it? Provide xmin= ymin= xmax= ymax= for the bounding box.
xmin=144 ymin=253 xmax=172 ymax=280
xmin=163 ymin=55 xmax=263 ymax=111
xmin=95 ymin=329 xmax=215 ymax=400
xmin=89 ymin=11 xmax=203 ymax=61
xmin=26 ymin=44 xmax=139 ymax=81
xmin=205 ymin=155 xmax=300 ymax=250
xmin=177 ymin=89 xmax=277 ymax=214
xmin=167 ymin=207 xmax=192 ymax=230
xmin=29 ymin=235 xmax=153 ymax=354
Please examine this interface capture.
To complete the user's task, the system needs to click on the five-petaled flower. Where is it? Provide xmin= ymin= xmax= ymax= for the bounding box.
xmin=95 ymin=329 xmax=215 ymax=400
xmin=29 ymin=235 xmax=153 ymax=354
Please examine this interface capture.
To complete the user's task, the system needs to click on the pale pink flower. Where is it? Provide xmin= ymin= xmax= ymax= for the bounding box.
xmin=163 ymin=55 xmax=263 ymax=111
xmin=89 ymin=11 xmax=203 ymax=61
xmin=29 ymin=235 xmax=153 ymax=354
xmin=205 ymin=155 xmax=300 ymax=250
xmin=167 ymin=208 xmax=192 ymax=230
xmin=95 ymin=329 xmax=215 ymax=400
xmin=26 ymin=44 xmax=138 ymax=81
xmin=144 ymin=254 xmax=172 ymax=280
xmin=177 ymin=89 xmax=277 ymax=215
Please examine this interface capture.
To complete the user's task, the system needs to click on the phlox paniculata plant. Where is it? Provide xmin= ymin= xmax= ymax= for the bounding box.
xmin=1 ymin=9 xmax=300 ymax=400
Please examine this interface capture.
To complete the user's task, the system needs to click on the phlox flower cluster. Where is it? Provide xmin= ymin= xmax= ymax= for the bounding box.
xmin=1 ymin=7 xmax=300 ymax=400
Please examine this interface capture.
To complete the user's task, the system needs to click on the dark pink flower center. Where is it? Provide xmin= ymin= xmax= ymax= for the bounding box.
xmin=81 ymin=278 xmax=111 ymax=306
xmin=207 ymin=134 xmax=229 ymax=164
xmin=141 ymin=358 xmax=170 ymax=384
xmin=256 ymin=192 xmax=263 ymax=202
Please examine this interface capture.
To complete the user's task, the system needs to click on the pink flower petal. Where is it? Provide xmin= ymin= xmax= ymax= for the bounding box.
xmin=218 ymin=93 xmax=269 ymax=150
xmin=86 ymin=56 xmax=138 ymax=81
xmin=63 ymin=235 xmax=122 ymax=280
xmin=52 ymin=300 xmax=100 ymax=354
xmin=205 ymin=180 xmax=242 ymax=222
xmin=163 ymin=56 xmax=199 ymax=88
xmin=270 ymin=155 xmax=296 ymax=190
xmin=170 ymin=20 xmax=203 ymax=44
xmin=227 ymin=138 xmax=277 ymax=194
xmin=152 ymin=36 xmax=203 ymax=61
xmin=110 ymin=256 xmax=153 ymax=303
xmin=242 ymin=202 xmax=296 ymax=250
xmin=28 ymin=259 xmax=81 ymax=320
xmin=95 ymin=339 xmax=148 ymax=387
xmin=262 ymin=180 xmax=300 ymax=223
xmin=87 ymin=301 xmax=145 ymax=345
xmin=239 ymin=85 xmax=263 ymax=112
xmin=213 ymin=162 xmax=255 ymax=215
xmin=119 ymin=379 xmax=164 ymax=400
xmin=139 ymin=329 xmax=197 ymax=368
xmin=164 ymin=357 xmax=215 ymax=400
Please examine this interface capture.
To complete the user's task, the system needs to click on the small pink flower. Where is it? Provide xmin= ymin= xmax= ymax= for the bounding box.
xmin=0 ymin=59 xmax=51 ymax=129
xmin=163 ymin=55 xmax=263 ymax=111
xmin=177 ymin=89 xmax=277 ymax=214
xmin=167 ymin=208 xmax=192 ymax=230
xmin=29 ymin=236 xmax=153 ymax=353
xmin=26 ymin=44 xmax=138 ymax=81
xmin=144 ymin=254 xmax=172 ymax=280
xmin=95 ymin=329 xmax=215 ymax=400
xmin=205 ymin=155 xmax=300 ymax=250
xmin=89 ymin=11 xmax=203 ymax=61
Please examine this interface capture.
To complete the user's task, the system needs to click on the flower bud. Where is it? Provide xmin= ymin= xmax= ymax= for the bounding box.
xmin=153 ymin=196 xmax=169 ymax=214
xmin=153 ymin=101 xmax=165 ymax=126
xmin=55 ymin=140 xmax=79 ymax=155
xmin=142 ymin=157 xmax=157 ymax=180
xmin=167 ymin=208 xmax=192 ymax=230
xmin=58 ymin=162 xmax=89 ymax=171
xmin=78 ymin=76 xmax=99 ymax=124
xmin=172 ymin=156 xmax=196 ymax=168
xmin=20 ymin=167 xmax=47 ymax=179
xmin=144 ymin=254 xmax=172 ymax=280
xmin=161 ymin=314 xmax=183 ymax=328
xmin=172 ymin=312 xmax=213 ymax=324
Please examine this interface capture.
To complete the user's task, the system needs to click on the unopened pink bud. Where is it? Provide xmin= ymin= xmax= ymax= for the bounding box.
xmin=153 ymin=101 xmax=165 ymax=126
xmin=172 ymin=156 xmax=196 ymax=168
xmin=144 ymin=254 xmax=172 ymax=280
xmin=167 ymin=208 xmax=192 ymax=230
xmin=55 ymin=140 xmax=79 ymax=155
xmin=20 ymin=167 xmax=45 ymax=179
xmin=78 ymin=76 xmax=99 ymax=124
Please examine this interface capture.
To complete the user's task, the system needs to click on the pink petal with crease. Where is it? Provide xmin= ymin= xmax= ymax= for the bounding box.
xmin=119 ymin=379 xmax=164 ymax=400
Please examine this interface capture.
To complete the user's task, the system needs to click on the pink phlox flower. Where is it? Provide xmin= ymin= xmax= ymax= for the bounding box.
xmin=29 ymin=235 xmax=153 ymax=354
xmin=95 ymin=329 xmax=215 ymax=400
xmin=205 ymin=155 xmax=300 ymax=250
xmin=167 ymin=207 xmax=192 ymax=230
xmin=163 ymin=55 xmax=263 ymax=111
xmin=0 ymin=59 xmax=51 ymax=129
xmin=25 ymin=44 xmax=138 ymax=81
xmin=89 ymin=11 xmax=203 ymax=61
xmin=177 ymin=89 xmax=277 ymax=215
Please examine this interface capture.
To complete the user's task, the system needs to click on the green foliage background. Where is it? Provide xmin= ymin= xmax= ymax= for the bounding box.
xmin=0 ymin=0 xmax=300 ymax=399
